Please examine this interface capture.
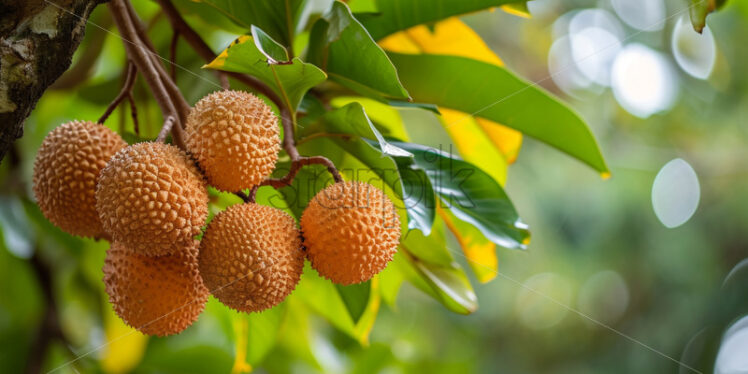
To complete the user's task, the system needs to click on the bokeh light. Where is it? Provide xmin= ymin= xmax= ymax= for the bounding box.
xmin=611 ymin=43 xmax=678 ymax=118
xmin=577 ymin=270 xmax=630 ymax=325
xmin=672 ymin=16 xmax=717 ymax=80
xmin=651 ymin=158 xmax=701 ymax=228
xmin=611 ymin=0 xmax=666 ymax=31
xmin=715 ymin=315 xmax=748 ymax=374
xmin=515 ymin=273 xmax=572 ymax=330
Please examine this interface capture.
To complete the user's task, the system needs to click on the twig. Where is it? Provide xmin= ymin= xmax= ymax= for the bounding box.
xmin=109 ymin=0 xmax=185 ymax=149
xmin=122 ymin=0 xmax=191 ymax=120
xmin=127 ymin=93 xmax=139 ymax=135
xmin=130 ymin=0 xmax=342 ymax=191
xmin=154 ymin=0 xmax=283 ymax=106
xmin=98 ymin=61 xmax=137 ymax=124
xmin=156 ymin=116 xmax=175 ymax=142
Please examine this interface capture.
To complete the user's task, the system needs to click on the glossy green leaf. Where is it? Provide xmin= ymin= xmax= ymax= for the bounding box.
xmin=357 ymin=0 xmax=517 ymax=40
xmin=690 ymin=0 xmax=727 ymax=33
xmin=388 ymin=101 xmax=441 ymax=114
xmin=391 ymin=141 xmax=530 ymax=249
xmin=205 ymin=35 xmax=326 ymax=112
xmin=397 ymin=222 xmax=478 ymax=314
xmin=251 ymin=25 xmax=289 ymax=63
xmin=388 ymin=53 xmax=609 ymax=175
xmin=300 ymin=103 xmax=436 ymax=234
xmin=336 ymin=282 xmax=371 ymax=323
xmin=194 ymin=0 xmax=310 ymax=46
xmin=307 ymin=1 xmax=410 ymax=100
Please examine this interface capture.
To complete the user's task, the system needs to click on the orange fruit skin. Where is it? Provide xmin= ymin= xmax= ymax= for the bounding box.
xmin=301 ymin=181 xmax=400 ymax=285
xmin=96 ymin=142 xmax=208 ymax=256
xmin=185 ymin=90 xmax=280 ymax=192
xmin=199 ymin=203 xmax=304 ymax=313
xmin=103 ymin=240 xmax=208 ymax=337
xmin=33 ymin=120 xmax=127 ymax=238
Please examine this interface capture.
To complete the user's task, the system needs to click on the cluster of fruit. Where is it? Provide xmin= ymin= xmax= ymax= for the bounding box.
xmin=32 ymin=90 xmax=401 ymax=336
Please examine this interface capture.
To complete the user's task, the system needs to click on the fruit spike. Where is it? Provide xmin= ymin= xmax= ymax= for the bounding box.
xmin=33 ymin=120 xmax=127 ymax=238
xmin=185 ymin=90 xmax=280 ymax=192
xmin=103 ymin=240 xmax=208 ymax=337
xmin=301 ymin=181 xmax=401 ymax=285
xmin=198 ymin=203 xmax=304 ymax=313
xmin=96 ymin=142 xmax=208 ymax=256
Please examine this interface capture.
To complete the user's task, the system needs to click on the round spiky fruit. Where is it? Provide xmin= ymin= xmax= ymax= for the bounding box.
xmin=198 ymin=203 xmax=304 ymax=313
xmin=96 ymin=142 xmax=208 ymax=256
xmin=301 ymin=181 xmax=400 ymax=285
xmin=103 ymin=240 xmax=208 ymax=336
xmin=32 ymin=120 xmax=127 ymax=238
xmin=185 ymin=90 xmax=280 ymax=192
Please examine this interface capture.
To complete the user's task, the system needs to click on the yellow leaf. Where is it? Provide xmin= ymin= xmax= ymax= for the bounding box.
xmin=101 ymin=305 xmax=147 ymax=374
xmin=501 ymin=3 xmax=532 ymax=18
xmin=439 ymin=108 xmax=508 ymax=186
xmin=378 ymin=18 xmax=522 ymax=165
xmin=476 ymin=118 xmax=523 ymax=164
xmin=439 ymin=208 xmax=498 ymax=283
xmin=203 ymin=35 xmax=252 ymax=70
xmin=231 ymin=318 xmax=253 ymax=374
xmin=380 ymin=17 xmax=502 ymax=65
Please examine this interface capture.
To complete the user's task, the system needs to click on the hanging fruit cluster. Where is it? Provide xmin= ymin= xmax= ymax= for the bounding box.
xmin=32 ymin=90 xmax=401 ymax=336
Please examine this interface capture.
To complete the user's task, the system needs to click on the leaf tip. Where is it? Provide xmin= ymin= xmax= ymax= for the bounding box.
xmin=601 ymin=171 xmax=612 ymax=180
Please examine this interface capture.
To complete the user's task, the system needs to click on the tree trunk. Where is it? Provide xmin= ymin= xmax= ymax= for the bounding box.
xmin=0 ymin=0 xmax=105 ymax=162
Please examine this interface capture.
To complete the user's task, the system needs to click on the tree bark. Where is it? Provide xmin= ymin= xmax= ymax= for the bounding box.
xmin=0 ymin=0 xmax=106 ymax=162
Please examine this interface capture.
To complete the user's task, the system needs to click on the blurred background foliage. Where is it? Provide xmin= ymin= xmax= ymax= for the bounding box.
xmin=2 ymin=0 xmax=748 ymax=373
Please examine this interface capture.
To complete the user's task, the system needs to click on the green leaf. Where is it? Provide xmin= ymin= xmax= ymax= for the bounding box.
xmin=690 ymin=0 xmax=728 ymax=33
xmin=357 ymin=0 xmax=517 ymax=40
xmin=336 ymin=282 xmax=371 ymax=323
xmin=251 ymin=25 xmax=289 ymax=63
xmin=388 ymin=53 xmax=609 ymax=175
xmin=206 ymin=35 xmax=327 ymax=112
xmin=391 ymin=141 xmax=530 ymax=249
xmin=396 ymin=222 xmax=478 ymax=314
xmin=307 ymin=1 xmax=410 ymax=100
xmin=194 ymin=0 xmax=310 ymax=46
xmin=170 ymin=0 xmax=247 ymax=34
xmin=388 ymin=101 xmax=441 ymax=114
xmin=300 ymin=103 xmax=436 ymax=234
xmin=244 ymin=304 xmax=287 ymax=365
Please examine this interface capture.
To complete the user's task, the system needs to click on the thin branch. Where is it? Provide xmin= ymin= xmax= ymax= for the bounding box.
xmin=127 ymin=93 xmax=139 ymax=135
xmin=98 ymin=61 xmax=137 ymax=124
xmin=219 ymin=73 xmax=230 ymax=90
xmin=109 ymin=0 xmax=185 ymax=149
xmin=154 ymin=0 xmax=283 ymax=106
xmin=122 ymin=0 xmax=191 ymax=120
xmin=156 ymin=116 xmax=175 ymax=142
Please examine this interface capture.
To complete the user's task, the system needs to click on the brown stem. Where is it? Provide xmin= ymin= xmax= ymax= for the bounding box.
xmin=154 ymin=0 xmax=282 ymax=106
xmin=156 ymin=116 xmax=175 ymax=142
xmin=155 ymin=0 xmax=341 ymax=187
xmin=122 ymin=0 xmax=191 ymax=120
xmin=98 ymin=61 xmax=137 ymax=124
xmin=127 ymin=93 xmax=139 ymax=135
xmin=109 ymin=0 xmax=185 ymax=149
